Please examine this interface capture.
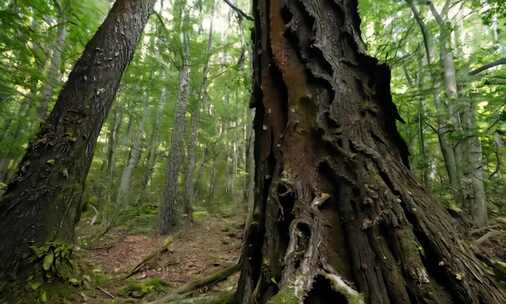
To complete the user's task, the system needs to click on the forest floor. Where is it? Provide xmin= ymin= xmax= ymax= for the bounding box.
xmin=73 ymin=213 xmax=245 ymax=303
xmin=56 ymin=211 xmax=506 ymax=303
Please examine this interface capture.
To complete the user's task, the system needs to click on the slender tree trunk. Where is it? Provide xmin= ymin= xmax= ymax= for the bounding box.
xmin=160 ymin=31 xmax=191 ymax=234
xmin=192 ymin=146 xmax=208 ymax=202
xmin=183 ymin=19 xmax=214 ymax=223
xmin=407 ymin=0 xmax=463 ymax=205
xmin=234 ymin=1 xmax=505 ymax=303
xmin=0 ymin=0 xmax=155 ymax=282
xmin=429 ymin=2 xmax=487 ymax=225
xmin=37 ymin=0 xmax=67 ymax=121
xmin=138 ymin=88 xmax=166 ymax=202
xmin=414 ymin=54 xmax=431 ymax=189
xmin=104 ymin=106 xmax=123 ymax=177
xmin=207 ymin=165 xmax=217 ymax=205
xmin=116 ymin=93 xmax=148 ymax=208
xmin=461 ymin=102 xmax=488 ymax=225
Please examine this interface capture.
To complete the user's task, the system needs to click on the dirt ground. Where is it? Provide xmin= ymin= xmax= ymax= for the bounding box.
xmin=76 ymin=214 xmax=245 ymax=303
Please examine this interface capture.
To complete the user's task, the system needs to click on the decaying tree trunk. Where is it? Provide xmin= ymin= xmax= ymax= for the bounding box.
xmin=234 ymin=0 xmax=506 ymax=303
xmin=0 ymin=0 xmax=155 ymax=281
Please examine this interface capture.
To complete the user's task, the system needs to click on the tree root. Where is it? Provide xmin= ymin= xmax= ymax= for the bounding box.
xmin=146 ymin=262 xmax=240 ymax=304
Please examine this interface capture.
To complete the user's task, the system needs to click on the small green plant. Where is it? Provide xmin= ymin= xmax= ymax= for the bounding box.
xmin=28 ymin=241 xmax=82 ymax=302
xmin=118 ymin=277 xmax=170 ymax=299
xmin=31 ymin=241 xmax=79 ymax=283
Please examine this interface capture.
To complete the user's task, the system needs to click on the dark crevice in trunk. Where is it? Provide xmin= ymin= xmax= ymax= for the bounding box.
xmin=305 ymin=275 xmax=349 ymax=304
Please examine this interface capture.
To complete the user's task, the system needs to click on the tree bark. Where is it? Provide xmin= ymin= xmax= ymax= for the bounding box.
xmin=160 ymin=30 xmax=191 ymax=234
xmin=234 ymin=0 xmax=506 ymax=303
xmin=244 ymin=108 xmax=256 ymax=214
xmin=0 ymin=0 xmax=155 ymax=281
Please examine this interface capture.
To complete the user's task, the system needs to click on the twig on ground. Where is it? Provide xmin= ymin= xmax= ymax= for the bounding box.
xmin=123 ymin=235 xmax=178 ymax=279
xmin=97 ymin=286 xmax=114 ymax=299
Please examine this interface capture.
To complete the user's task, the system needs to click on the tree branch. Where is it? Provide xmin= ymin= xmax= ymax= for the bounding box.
xmin=405 ymin=0 xmax=434 ymax=64
xmin=469 ymin=58 xmax=506 ymax=76
xmin=223 ymin=0 xmax=254 ymax=21
xmin=427 ymin=1 xmax=445 ymax=26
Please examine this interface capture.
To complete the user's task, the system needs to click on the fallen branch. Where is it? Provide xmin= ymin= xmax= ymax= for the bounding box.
xmin=147 ymin=262 xmax=241 ymax=304
xmin=97 ymin=286 xmax=114 ymax=299
xmin=123 ymin=235 xmax=177 ymax=279
xmin=473 ymin=230 xmax=506 ymax=246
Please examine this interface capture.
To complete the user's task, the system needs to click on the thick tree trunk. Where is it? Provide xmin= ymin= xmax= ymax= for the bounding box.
xmin=160 ymin=31 xmax=191 ymax=234
xmin=234 ymin=1 xmax=505 ymax=303
xmin=0 ymin=0 xmax=155 ymax=281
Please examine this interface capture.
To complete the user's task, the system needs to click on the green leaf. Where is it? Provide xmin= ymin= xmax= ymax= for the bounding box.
xmin=40 ymin=290 xmax=48 ymax=303
xmin=42 ymin=252 xmax=54 ymax=271
xmin=29 ymin=281 xmax=42 ymax=290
